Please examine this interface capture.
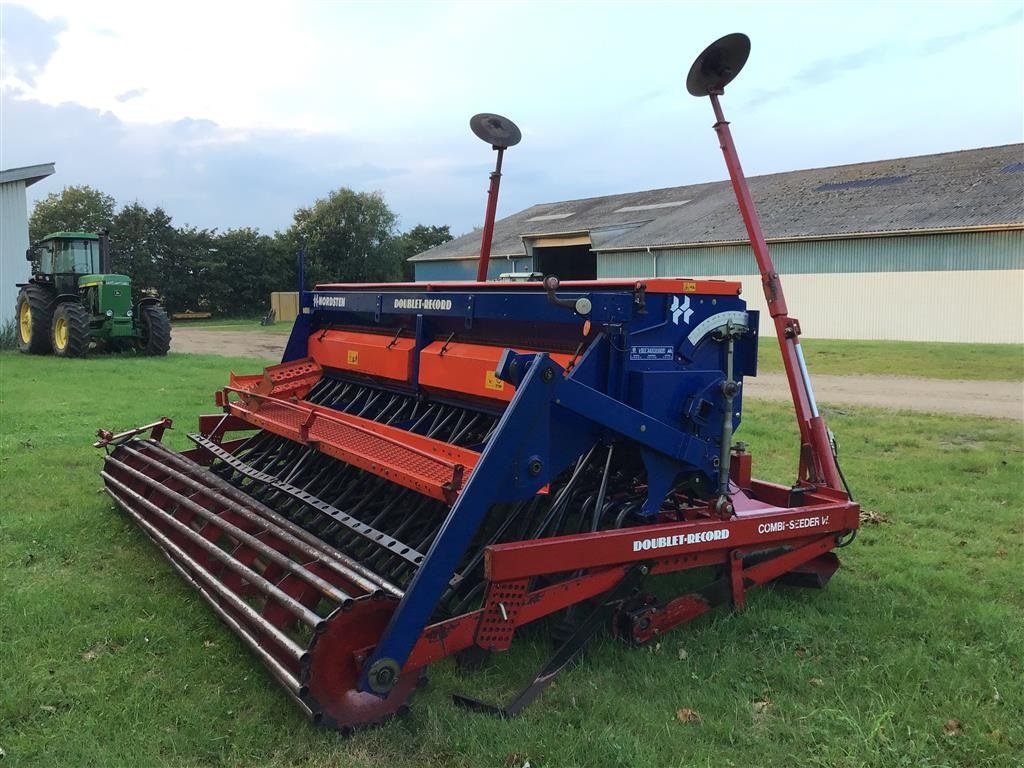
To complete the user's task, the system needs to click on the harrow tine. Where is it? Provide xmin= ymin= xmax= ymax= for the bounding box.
xmin=190 ymin=435 xmax=430 ymax=570
xmin=121 ymin=443 xmax=380 ymax=598
xmin=452 ymin=563 xmax=648 ymax=717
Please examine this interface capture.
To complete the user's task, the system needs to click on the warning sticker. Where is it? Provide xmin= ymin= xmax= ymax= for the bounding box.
xmin=484 ymin=371 xmax=505 ymax=391
xmin=630 ymin=345 xmax=674 ymax=361
xmin=346 ymin=350 xmax=359 ymax=365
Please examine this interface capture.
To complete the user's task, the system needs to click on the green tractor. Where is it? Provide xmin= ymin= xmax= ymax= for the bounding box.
xmin=15 ymin=230 xmax=171 ymax=357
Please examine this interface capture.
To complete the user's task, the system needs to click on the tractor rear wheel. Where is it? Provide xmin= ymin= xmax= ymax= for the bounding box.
xmin=51 ymin=302 xmax=91 ymax=358
xmin=15 ymin=284 xmax=56 ymax=354
xmin=135 ymin=304 xmax=171 ymax=356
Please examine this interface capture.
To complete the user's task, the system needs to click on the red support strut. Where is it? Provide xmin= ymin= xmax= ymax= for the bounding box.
xmin=708 ymin=93 xmax=843 ymax=490
xmin=476 ymin=147 xmax=504 ymax=282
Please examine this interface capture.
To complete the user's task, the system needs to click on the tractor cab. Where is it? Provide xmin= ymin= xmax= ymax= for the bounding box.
xmin=16 ymin=230 xmax=170 ymax=358
xmin=27 ymin=232 xmax=114 ymax=295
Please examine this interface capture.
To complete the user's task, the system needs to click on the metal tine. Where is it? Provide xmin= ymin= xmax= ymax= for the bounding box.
xmin=283 ymin=451 xmax=338 ymax=497
xmin=290 ymin=447 xmax=350 ymax=491
xmin=424 ymin=405 xmax=450 ymax=437
xmin=356 ymin=389 xmax=384 ymax=418
xmin=324 ymin=379 xmax=353 ymax=403
xmin=103 ymin=471 xmax=325 ymax=630
xmin=361 ymin=501 xmax=436 ymax=572
xmin=439 ymin=499 xmax=538 ymax=612
xmin=445 ymin=410 xmax=467 ymax=442
xmin=590 ymin=445 xmax=616 ymax=532
xmin=324 ymin=471 xmax=386 ymax=512
xmin=340 ymin=385 xmax=370 ymax=414
xmin=125 ymin=442 xmax=389 ymax=599
xmin=374 ymin=394 xmax=403 ymax=424
xmin=383 ymin=398 xmax=414 ymax=426
xmin=106 ymin=454 xmax=353 ymax=605
xmin=454 ymin=497 xmax=538 ymax=582
xmin=307 ymin=379 xmax=344 ymax=409
xmin=365 ymin=486 xmax=415 ymax=529
xmin=242 ymin=437 xmax=298 ymax=479
xmin=145 ymin=441 xmax=402 ymax=597
xmin=426 ymin=408 xmax=458 ymax=439
xmin=306 ymin=375 xmax=337 ymax=400
xmin=408 ymin=403 xmax=438 ymax=433
xmin=528 ymin=446 xmax=598 ymax=540
xmin=280 ymin=446 xmax=319 ymax=485
xmin=188 ymin=435 xmax=429 ymax=572
xmin=450 ymin=413 xmax=481 ymax=445
xmin=479 ymin=419 xmax=499 ymax=445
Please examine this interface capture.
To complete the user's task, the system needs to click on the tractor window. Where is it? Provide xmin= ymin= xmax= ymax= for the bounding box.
xmin=68 ymin=240 xmax=99 ymax=274
xmin=38 ymin=244 xmax=54 ymax=273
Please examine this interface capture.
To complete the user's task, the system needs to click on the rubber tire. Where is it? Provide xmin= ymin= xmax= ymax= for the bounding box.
xmin=15 ymin=284 xmax=56 ymax=354
xmin=51 ymin=302 xmax=91 ymax=358
xmin=135 ymin=304 xmax=171 ymax=356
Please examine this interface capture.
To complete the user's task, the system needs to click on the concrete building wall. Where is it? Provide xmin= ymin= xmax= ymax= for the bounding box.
xmin=598 ymin=230 xmax=1024 ymax=344
xmin=1 ymin=179 xmax=31 ymax=323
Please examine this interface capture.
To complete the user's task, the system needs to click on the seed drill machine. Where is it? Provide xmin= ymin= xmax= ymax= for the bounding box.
xmin=97 ymin=34 xmax=858 ymax=731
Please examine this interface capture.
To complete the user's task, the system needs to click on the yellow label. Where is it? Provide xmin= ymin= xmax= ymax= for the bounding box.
xmin=683 ymin=281 xmax=697 ymax=293
xmin=484 ymin=371 xmax=505 ymax=391
xmin=347 ymin=350 xmax=359 ymax=365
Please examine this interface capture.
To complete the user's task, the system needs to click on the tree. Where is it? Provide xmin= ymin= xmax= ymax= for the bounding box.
xmin=29 ymin=185 xmax=116 ymax=242
xmin=109 ymin=202 xmax=176 ymax=300
xmin=206 ymin=228 xmax=292 ymax=316
xmin=164 ymin=225 xmax=218 ymax=314
xmin=396 ymin=224 xmax=453 ymax=280
xmin=285 ymin=188 xmax=402 ymax=286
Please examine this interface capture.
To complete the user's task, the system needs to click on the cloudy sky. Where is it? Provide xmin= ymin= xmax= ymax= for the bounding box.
xmin=2 ymin=1 xmax=1022 ymax=237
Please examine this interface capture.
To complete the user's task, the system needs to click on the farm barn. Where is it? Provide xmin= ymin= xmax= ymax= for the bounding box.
xmin=0 ymin=163 xmax=55 ymax=323
xmin=410 ymin=144 xmax=1024 ymax=343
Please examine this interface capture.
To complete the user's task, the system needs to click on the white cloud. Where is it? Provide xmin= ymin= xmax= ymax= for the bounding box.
xmin=4 ymin=1 xmax=1021 ymax=241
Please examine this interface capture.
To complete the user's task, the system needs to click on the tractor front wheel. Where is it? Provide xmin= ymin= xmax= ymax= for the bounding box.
xmin=135 ymin=304 xmax=171 ymax=356
xmin=51 ymin=302 xmax=91 ymax=358
xmin=15 ymin=284 xmax=56 ymax=354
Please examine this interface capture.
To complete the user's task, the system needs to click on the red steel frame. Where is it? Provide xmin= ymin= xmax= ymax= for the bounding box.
xmin=394 ymin=488 xmax=856 ymax=670
xmin=476 ymin=146 xmax=505 ymax=282
xmin=709 ymin=93 xmax=842 ymax=489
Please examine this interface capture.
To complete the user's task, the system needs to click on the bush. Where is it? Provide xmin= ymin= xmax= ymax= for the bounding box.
xmin=0 ymin=318 xmax=17 ymax=350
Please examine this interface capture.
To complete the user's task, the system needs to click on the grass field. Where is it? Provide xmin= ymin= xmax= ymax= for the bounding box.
xmin=1 ymin=351 xmax=1022 ymax=767
xmin=756 ymin=339 xmax=1023 ymax=382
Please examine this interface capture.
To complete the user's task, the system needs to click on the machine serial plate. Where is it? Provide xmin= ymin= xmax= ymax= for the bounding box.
xmin=630 ymin=345 xmax=674 ymax=361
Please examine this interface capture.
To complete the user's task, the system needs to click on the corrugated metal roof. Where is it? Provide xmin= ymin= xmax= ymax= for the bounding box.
xmin=0 ymin=162 xmax=55 ymax=188
xmin=410 ymin=144 xmax=1024 ymax=262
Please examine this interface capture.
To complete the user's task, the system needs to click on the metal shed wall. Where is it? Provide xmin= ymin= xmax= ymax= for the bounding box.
xmin=414 ymin=254 xmax=534 ymax=282
xmin=597 ymin=231 xmax=1024 ymax=343
xmin=0 ymin=180 xmax=31 ymax=323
